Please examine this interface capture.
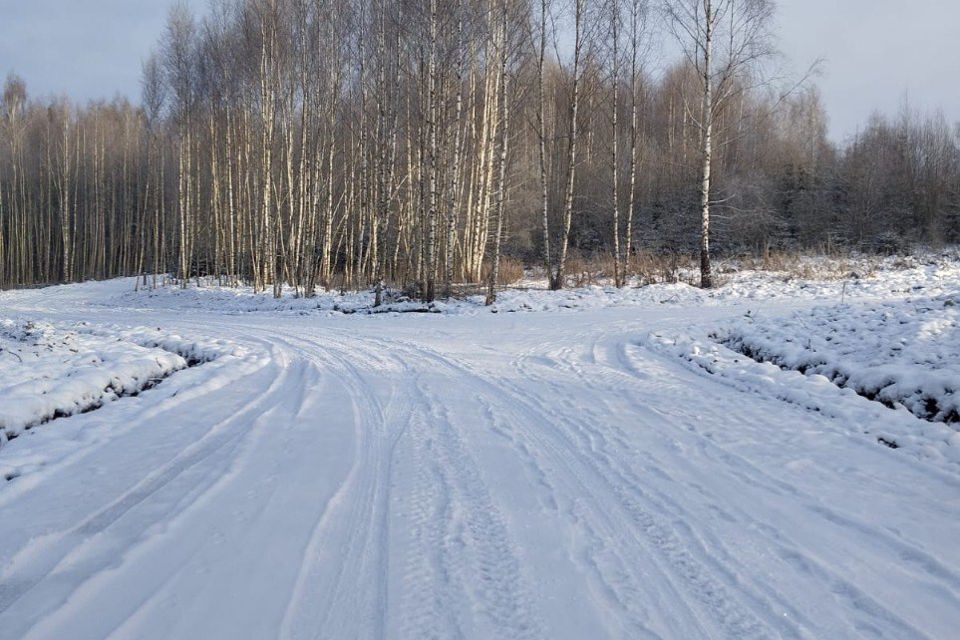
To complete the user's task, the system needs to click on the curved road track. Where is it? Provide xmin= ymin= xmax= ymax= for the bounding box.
xmin=1 ymin=283 xmax=958 ymax=639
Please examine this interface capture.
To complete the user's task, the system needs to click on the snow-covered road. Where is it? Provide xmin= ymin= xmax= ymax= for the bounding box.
xmin=1 ymin=280 xmax=958 ymax=639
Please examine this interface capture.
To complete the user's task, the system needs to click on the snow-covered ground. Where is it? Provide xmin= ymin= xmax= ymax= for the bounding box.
xmin=106 ymin=252 xmax=960 ymax=315
xmin=0 ymin=255 xmax=959 ymax=639
xmin=723 ymin=295 xmax=960 ymax=425
xmin=0 ymin=320 xmax=189 ymax=449
xmin=0 ymin=319 xmax=243 ymax=484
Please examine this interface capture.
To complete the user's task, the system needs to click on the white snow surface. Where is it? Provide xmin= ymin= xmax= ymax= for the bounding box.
xmin=0 ymin=257 xmax=959 ymax=639
xmin=721 ymin=295 xmax=960 ymax=426
xmin=0 ymin=320 xmax=188 ymax=448
xmin=104 ymin=253 xmax=960 ymax=315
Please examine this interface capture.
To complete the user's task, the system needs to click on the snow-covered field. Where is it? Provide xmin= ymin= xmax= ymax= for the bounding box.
xmin=108 ymin=253 xmax=959 ymax=315
xmin=1 ymin=254 xmax=959 ymax=639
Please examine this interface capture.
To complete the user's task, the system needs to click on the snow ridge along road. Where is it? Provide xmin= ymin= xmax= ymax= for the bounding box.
xmin=0 ymin=278 xmax=958 ymax=639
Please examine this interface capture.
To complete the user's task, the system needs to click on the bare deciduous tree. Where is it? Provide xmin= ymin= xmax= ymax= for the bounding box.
xmin=0 ymin=0 xmax=955 ymax=298
xmin=666 ymin=0 xmax=775 ymax=288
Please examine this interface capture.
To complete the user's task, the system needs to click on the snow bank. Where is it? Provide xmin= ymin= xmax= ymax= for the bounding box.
xmin=107 ymin=325 xmax=241 ymax=364
xmin=642 ymin=324 xmax=960 ymax=468
xmin=0 ymin=320 xmax=237 ymax=451
xmin=722 ymin=295 xmax=960 ymax=424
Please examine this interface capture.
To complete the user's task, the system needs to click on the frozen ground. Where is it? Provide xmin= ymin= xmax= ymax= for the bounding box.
xmin=0 ymin=255 xmax=959 ymax=639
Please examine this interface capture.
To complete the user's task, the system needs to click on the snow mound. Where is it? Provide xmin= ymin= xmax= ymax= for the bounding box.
xmin=0 ymin=320 xmax=233 ymax=451
xmin=722 ymin=295 xmax=960 ymax=424
xmin=643 ymin=320 xmax=960 ymax=468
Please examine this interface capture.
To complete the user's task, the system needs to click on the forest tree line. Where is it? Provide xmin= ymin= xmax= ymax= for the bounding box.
xmin=1 ymin=0 xmax=958 ymax=300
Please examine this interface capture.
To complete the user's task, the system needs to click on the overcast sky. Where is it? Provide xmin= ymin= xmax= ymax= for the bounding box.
xmin=1 ymin=0 xmax=957 ymax=143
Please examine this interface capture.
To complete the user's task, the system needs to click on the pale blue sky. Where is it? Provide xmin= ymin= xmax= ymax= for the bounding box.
xmin=1 ymin=0 xmax=957 ymax=142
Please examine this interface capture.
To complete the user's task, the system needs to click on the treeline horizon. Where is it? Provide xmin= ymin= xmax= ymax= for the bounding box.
xmin=1 ymin=0 xmax=958 ymax=300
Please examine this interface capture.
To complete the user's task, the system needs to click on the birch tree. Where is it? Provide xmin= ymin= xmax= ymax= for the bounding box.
xmin=550 ymin=0 xmax=586 ymax=290
xmin=0 ymin=0 xmax=954 ymax=296
xmin=666 ymin=0 xmax=775 ymax=288
xmin=486 ymin=0 xmax=511 ymax=305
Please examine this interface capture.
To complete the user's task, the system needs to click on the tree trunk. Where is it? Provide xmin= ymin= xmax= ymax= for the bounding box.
xmin=699 ymin=0 xmax=714 ymax=289
xmin=553 ymin=0 xmax=583 ymax=290
xmin=486 ymin=0 xmax=510 ymax=305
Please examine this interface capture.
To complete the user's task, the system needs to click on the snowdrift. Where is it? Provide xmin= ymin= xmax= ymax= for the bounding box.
xmin=0 ymin=320 xmax=235 ymax=449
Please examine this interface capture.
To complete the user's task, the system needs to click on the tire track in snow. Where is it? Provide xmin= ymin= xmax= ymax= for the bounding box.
xmin=277 ymin=329 xmax=541 ymax=639
xmin=529 ymin=331 xmax=948 ymax=639
xmin=512 ymin=346 xmax=823 ymax=637
xmin=353 ymin=334 xmax=742 ymax=638
xmin=607 ymin=339 xmax=960 ymax=601
xmin=19 ymin=352 xmax=336 ymax=640
xmin=394 ymin=400 xmax=466 ymax=640
xmin=259 ymin=330 xmax=410 ymax=639
xmin=378 ymin=329 xmax=934 ymax=639
xmin=0 ymin=340 xmax=294 ymax=638
xmin=406 ymin=369 xmax=542 ymax=639
xmin=65 ymin=326 xmax=389 ymax=640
